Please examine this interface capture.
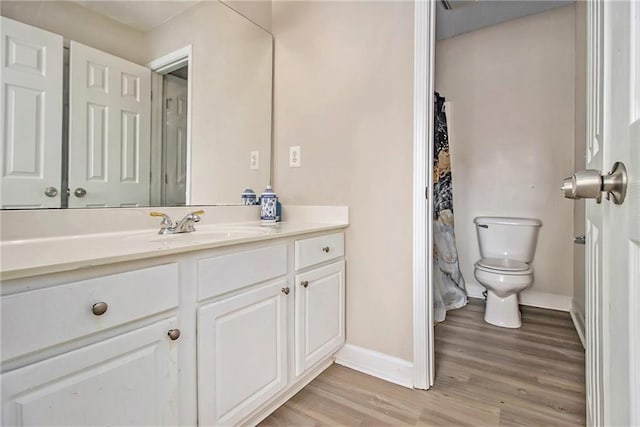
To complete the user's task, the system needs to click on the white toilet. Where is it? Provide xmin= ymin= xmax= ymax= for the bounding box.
xmin=473 ymin=216 xmax=542 ymax=328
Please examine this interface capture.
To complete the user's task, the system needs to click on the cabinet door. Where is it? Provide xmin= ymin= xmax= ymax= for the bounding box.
xmin=1 ymin=318 xmax=179 ymax=426
xmin=295 ymin=261 xmax=345 ymax=376
xmin=198 ymin=280 xmax=288 ymax=426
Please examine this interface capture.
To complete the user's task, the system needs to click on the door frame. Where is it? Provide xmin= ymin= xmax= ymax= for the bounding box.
xmin=147 ymin=45 xmax=193 ymax=206
xmin=412 ymin=0 xmax=436 ymax=389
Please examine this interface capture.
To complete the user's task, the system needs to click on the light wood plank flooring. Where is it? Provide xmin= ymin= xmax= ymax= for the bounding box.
xmin=260 ymin=299 xmax=585 ymax=426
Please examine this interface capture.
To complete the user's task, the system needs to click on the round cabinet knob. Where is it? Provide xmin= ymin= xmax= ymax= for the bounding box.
xmin=301 ymin=280 xmax=309 ymax=288
xmin=167 ymin=329 xmax=181 ymax=341
xmin=281 ymin=287 xmax=290 ymax=295
xmin=44 ymin=187 xmax=58 ymax=197
xmin=91 ymin=302 xmax=108 ymax=316
xmin=74 ymin=187 xmax=87 ymax=198
xmin=322 ymin=246 xmax=330 ymax=253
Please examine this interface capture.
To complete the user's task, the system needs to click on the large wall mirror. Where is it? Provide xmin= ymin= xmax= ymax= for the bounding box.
xmin=0 ymin=0 xmax=273 ymax=209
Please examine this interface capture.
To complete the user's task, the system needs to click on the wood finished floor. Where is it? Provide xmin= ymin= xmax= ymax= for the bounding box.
xmin=260 ymin=299 xmax=585 ymax=426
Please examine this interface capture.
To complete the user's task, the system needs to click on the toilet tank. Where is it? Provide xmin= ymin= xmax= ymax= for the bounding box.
xmin=474 ymin=217 xmax=542 ymax=262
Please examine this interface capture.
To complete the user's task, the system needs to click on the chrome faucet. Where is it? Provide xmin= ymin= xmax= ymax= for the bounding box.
xmin=150 ymin=210 xmax=204 ymax=235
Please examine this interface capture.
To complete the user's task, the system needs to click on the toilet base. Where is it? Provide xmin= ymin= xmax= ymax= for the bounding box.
xmin=484 ymin=291 xmax=522 ymax=328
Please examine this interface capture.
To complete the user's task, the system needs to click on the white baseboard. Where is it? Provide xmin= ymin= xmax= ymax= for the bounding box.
xmin=334 ymin=344 xmax=414 ymax=389
xmin=466 ymin=281 xmax=572 ymax=312
xmin=570 ymin=298 xmax=586 ymax=349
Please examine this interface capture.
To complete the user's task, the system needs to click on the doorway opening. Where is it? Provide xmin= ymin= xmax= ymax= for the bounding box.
xmin=148 ymin=46 xmax=192 ymax=207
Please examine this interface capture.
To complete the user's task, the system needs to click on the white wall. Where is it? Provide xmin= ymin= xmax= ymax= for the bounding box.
xmin=272 ymin=1 xmax=415 ymax=361
xmin=435 ymin=5 xmax=576 ymax=307
xmin=0 ymin=1 xmax=147 ymax=65
xmin=145 ymin=1 xmax=273 ymax=205
xmin=221 ymin=0 xmax=271 ymax=32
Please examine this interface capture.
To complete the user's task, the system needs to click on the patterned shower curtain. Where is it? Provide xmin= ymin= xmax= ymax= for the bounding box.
xmin=433 ymin=92 xmax=467 ymax=323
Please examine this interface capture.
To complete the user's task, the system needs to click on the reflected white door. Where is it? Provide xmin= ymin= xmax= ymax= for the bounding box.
xmin=162 ymin=74 xmax=187 ymax=206
xmin=585 ymin=1 xmax=640 ymax=425
xmin=0 ymin=17 xmax=63 ymax=209
xmin=68 ymin=41 xmax=150 ymax=208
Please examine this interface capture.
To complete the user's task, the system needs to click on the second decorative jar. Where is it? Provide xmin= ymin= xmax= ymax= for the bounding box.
xmin=260 ymin=185 xmax=277 ymax=225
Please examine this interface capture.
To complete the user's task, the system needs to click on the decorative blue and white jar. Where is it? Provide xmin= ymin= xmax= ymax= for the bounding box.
xmin=260 ymin=185 xmax=277 ymax=225
xmin=241 ymin=188 xmax=257 ymax=205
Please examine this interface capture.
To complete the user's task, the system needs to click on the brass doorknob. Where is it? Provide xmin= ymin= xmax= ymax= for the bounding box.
xmin=167 ymin=329 xmax=181 ymax=341
xmin=91 ymin=302 xmax=108 ymax=316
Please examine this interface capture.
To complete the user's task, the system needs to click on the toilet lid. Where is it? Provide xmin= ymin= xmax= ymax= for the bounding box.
xmin=476 ymin=258 xmax=529 ymax=272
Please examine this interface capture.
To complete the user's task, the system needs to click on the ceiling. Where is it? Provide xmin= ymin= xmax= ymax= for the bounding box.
xmin=71 ymin=0 xmax=202 ymax=32
xmin=436 ymin=0 xmax=575 ymax=40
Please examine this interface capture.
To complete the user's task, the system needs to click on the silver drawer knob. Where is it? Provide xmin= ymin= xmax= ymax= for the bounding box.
xmin=91 ymin=302 xmax=108 ymax=316
xmin=301 ymin=280 xmax=309 ymax=288
xmin=74 ymin=187 xmax=87 ymax=198
xmin=167 ymin=329 xmax=181 ymax=341
xmin=322 ymin=246 xmax=330 ymax=253
xmin=282 ymin=287 xmax=290 ymax=295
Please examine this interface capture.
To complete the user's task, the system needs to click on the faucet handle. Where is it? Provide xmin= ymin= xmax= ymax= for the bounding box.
xmin=150 ymin=211 xmax=173 ymax=227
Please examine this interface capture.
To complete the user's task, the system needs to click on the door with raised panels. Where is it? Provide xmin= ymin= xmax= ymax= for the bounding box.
xmin=1 ymin=318 xmax=179 ymax=426
xmin=0 ymin=17 xmax=63 ymax=209
xmin=584 ymin=1 xmax=640 ymax=425
xmin=197 ymin=280 xmax=288 ymax=426
xmin=68 ymin=41 xmax=150 ymax=208
xmin=294 ymin=261 xmax=345 ymax=376
xmin=162 ymin=74 xmax=188 ymax=206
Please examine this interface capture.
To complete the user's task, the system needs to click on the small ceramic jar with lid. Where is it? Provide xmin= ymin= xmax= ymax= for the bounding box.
xmin=241 ymin=188 xmax=257 ymax=205
xmin=260 ymin=185 xmax=277 ymax=225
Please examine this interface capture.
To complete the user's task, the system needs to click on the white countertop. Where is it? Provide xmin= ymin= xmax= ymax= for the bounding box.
xmin=1 ymin=220 xmax=348 ymax=281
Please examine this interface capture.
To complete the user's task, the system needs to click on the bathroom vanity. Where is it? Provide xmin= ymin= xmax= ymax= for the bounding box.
xmin=0 ymin=207 xmax=348 ymax=426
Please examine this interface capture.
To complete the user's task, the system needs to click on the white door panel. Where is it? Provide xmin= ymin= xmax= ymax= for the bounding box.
xmin=197 ymin=281 xmax=288 ymax=426
xmin=1 ymin=318 xmax=179 ymax=426
xmin=69 ymin=41 xmax=150 ymax=208
xmin=585 ymin=1 xmax=640 ymax=425
xmin=163 ymin=74 xmax=187 ymax=206
xmin=0 ymin=17 xmax=63 ymax=208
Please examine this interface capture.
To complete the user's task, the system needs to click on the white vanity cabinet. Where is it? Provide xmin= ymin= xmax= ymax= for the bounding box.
xmin=0 ymin=263 xmax=181 ymax=427
xmin=294 ymin=233 xmax=346 ymax=376
xmin=0 ymin=227 xmax=347 ymax=427
xmin=1 ymin=317 xmax=180 ymax=426
xmin=198 ymin=280 xmax=289 ymax=426
xmin=195 ymin=244 xmax=289 ymax=426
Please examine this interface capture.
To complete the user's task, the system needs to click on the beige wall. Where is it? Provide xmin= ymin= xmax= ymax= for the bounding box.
xmin=0 ymin=1 xmax=147 ymax=65
xmin=272 ymin=1 xmax=415 ymax=361
xmin=222 ymin=0 xmax=272 ymax=32
xmin=573 ymin=1 xmax=587 ymax=324
xmin=146 ymin=1 xmax=273 ymax=205
xmin=435 ymin=5 xmax=576 ymax=300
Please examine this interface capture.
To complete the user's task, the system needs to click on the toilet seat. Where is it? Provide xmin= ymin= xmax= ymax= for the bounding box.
xmin=475 ymin=258 xmax=532 ymax=276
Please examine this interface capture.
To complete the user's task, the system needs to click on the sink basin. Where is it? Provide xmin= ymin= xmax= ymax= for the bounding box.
xmin=124 ymin=224 xmax=276 ymax=245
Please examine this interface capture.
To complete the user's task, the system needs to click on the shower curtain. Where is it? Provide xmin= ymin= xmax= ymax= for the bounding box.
xmin=433 ymin=92 xmax=467 ymax=323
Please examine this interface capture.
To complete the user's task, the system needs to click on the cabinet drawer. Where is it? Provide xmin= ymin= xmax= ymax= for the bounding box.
xmin=197 ymin=244 xmax=287 ymax=301
xmin=295 ymin=232 xmax=344 ymax=270
xmin=1 ymin=263 xmax=179 ymax=363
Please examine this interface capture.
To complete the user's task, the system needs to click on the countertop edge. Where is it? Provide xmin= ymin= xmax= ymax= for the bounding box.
xmin=1 ymin=222 xmax=348 ymax=281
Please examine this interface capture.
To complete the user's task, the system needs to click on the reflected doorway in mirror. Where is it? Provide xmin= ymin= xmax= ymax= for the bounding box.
xmin=148 ymin=46 xmax=193 ymax=207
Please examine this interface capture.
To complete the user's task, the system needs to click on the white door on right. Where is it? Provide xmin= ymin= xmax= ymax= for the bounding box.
xmin=584 ymin=1 xmax=640 ymax=425
xmin=68 ymin=41 xmax=151 ymax=208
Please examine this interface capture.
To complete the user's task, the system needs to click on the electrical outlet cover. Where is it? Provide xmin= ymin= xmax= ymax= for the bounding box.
xmin=290 ymin=146 xmax=301 ymax=167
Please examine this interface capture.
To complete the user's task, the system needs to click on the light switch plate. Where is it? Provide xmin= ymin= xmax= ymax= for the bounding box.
xmin=289 ymin=146 xmax=301 ymax=167
xmin=250 ymin=151 xmax=259 ymax=170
